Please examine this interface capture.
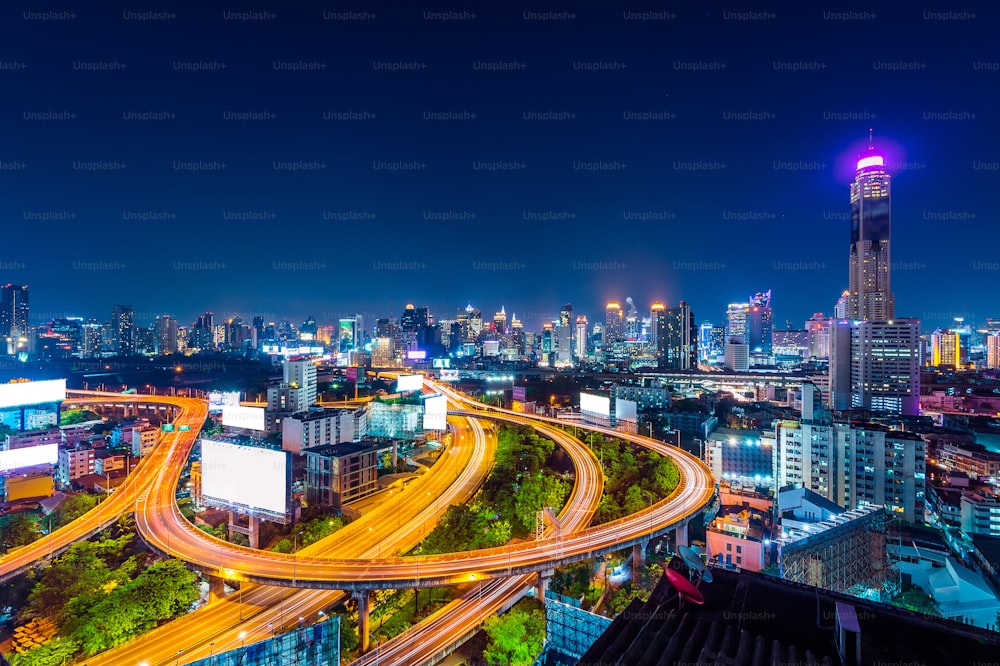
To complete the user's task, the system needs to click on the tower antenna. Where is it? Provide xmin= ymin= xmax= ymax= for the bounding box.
xmin=868 ymin=128 xmax=873 ymax=149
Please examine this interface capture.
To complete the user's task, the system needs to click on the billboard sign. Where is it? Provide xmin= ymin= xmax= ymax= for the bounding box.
xmin=439 ymin=368 xmax=459 ymax=382
xmin=0 ymin=443 xmax=58 ymax=473
xmin=221 ymin=405 xmax=266 ymax=432
xmin=208 ymin=391 xmax=240 ymax=413
xmin=580 ymin=392 xmax=611 ymax=417
xmin=396 ymin=374 xmax=423 ymax=392
xmin=423 ymin=394 xmax=447 ymax=431
xmin=512 ymin=386 xmax=526 ymax=402
xmin=615 ymin=398 xmax=638 ymax=421
xmin=0 ymin=380 xmax=66 ymax=410
xmin=432 ymin=358 xmax=451 ymax=368
xmin=346 ymin=367 xmax=358 ymax=382
xmin=200 ymin=439 xmax=289 ymax=518
xmin=407 ymin=350 xmax=427 ymax=360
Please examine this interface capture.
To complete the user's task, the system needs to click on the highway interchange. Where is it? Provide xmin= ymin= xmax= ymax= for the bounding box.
xmin=0 ymin=381 xmax=714 ymax=665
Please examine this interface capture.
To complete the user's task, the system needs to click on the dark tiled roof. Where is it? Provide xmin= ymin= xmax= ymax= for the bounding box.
xmin=579 ymin=559 xmax=1000 ymax=666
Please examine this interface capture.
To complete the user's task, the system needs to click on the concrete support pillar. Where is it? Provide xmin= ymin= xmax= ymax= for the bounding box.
xmin=248 ymin=515 xmax=261 ymax=549
xmin=675 ymin=521 xmax=689 ymax=549
xmin=632 ymin=542 xmax=646 ymax=585
xmin=208 ymin=575 xmax=226 ymax=604
xmin=534 ymin=570 xmax=551 ymax=601
xmin=355 ymin=590 xmax=371 ymax=654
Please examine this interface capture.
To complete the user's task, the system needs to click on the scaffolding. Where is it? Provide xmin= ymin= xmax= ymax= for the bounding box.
xmin=778 ymin=506 xmax=891 ymax=600
xmin=187 ymin=617 xmax=339 ymax=666
xmin=542 ymin=594 xmax=612 ymax=661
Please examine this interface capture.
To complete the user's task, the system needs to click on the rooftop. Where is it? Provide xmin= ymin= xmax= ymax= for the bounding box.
xmin=302 ymin=439 xmax=385 ymax=458
xmin=579 ymin=561 xmax=1000 ymax=666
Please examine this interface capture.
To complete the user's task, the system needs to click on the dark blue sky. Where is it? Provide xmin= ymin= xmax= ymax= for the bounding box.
xmin=3 ymin=2 xmax=998 ymax=332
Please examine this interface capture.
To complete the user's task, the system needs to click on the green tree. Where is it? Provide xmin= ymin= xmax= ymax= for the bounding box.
xmin=272 ymin=538 xmax=293 ymax=553
xmin=9 ymin=637 xmax=80 ymax=666
xmin=1 ymin=513 xmax=42 ymax=550
xmin=65 ymin=558 xmax=198 ymax=656
xmin=339 ymin=614 xmax=359 ymax=653
xmin=53 ymin=494 xmax=98 ymax=528
xmin=482 ymin=598 xmax=545 ymax=666
xmin=623 ymin=484 xmax=648 ymax=516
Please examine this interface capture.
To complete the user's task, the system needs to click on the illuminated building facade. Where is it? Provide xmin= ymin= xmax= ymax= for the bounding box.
xmin=848 ymin=143 xmax=894 ymax=321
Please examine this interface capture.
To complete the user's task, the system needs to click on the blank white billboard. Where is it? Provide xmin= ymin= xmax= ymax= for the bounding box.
xmin=208 ymin=391 xmax=240 ymax=413
xmin=423 ymin=394 xmax=447 ymax=431
xmin=396 ymin=374 xmax=423 ymax=392
xmin=615 ymin=398 xmax=638 ymax=421
xmin=439 ymin=369 xmax=459 ymax=382
xmin=580 ymin=392 xmax=610 ymax=417
xmin=221 ymin=405 xmax=266 ymax=432
xmin=200 ymin=439 xmax=288 ymax=516
xmin=0 ymin=443 xmax=58 ymax=473
xmin=0 ymin=380 xmax=66 ymax=410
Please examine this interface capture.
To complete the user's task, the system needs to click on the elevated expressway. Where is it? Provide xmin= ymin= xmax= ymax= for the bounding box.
xmin=347 ymin=382 xmax=716 ymax=666
xmin=77 ymin=413 xmax=495 ymax=666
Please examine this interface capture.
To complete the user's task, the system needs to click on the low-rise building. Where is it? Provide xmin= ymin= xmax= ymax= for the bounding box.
xmin=303 ymin=439 xmax=383 ymax=512
xmin=281 ymin=407 xmax=366 ymax=455
xmin=57 ymin=446 xmax=95 ymax=487
xmin=961 ymin=491 xmax=1000 ymax=537
xmin=94 ymin=450 xmax=129 ymax=476
xmin=706 ymin=428 xmax=775 ymax=490
xmin=6 ymin=427 xmax=61 ymax=450
xmin=131 ymin=424 xmax=159 ymax=457
xmin=706 ymin=505 xmax=770 ymax=572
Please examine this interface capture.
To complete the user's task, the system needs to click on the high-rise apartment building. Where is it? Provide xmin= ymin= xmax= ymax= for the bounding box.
xmin=847 ymin=142 xmax=894 ymax=321
xmin=574 ymin=315 xmax=588 ymax=359
xmin=849 ymin=319 xmax=920 ymax=416
xmin=111 ymin=305 xmax=135 ymax=356
xmin=650 ymin=302 xmax=667 ymax=356
xmin=930 ymin=329 xmax=963 ymax=368
xmin=987 ymin=334 xmax=1000 ymax=369
xmin=155 ymin=315 xmax=178 ymax=355
xmin=664 ymin=301 xmax=697 ymax=370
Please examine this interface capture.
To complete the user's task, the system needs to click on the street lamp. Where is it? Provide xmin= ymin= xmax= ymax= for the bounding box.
xmin=239 ymin=630 xmax=247 ymax=648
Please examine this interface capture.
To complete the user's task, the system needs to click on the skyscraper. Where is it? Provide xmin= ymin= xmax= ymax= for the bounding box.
xmin=745 ymin=290 xmax=773 ymax=354
xmin=111 ymin=304 xmax=135 ymax=356
xmin=650 ymin=303 xmax=667 ymax=356
xmin=664 ymin=301 xmax=697 ymax=370
xmin=557 ymin=303 xmax=573 ymax=365
xmin=603 ymin=302 xmax=623 ymax=350
xmin=574 ymin=315 xmax=588 ymax=359
xmin=155 ymin=315 xmax=178 ymax=355
xmin=726 ymin=302 xmax=748 ymax=342
xmin=1 ymin=284 xmax=29 ymax=350
xmin=847 ymin=138 xmax=894 ymax=321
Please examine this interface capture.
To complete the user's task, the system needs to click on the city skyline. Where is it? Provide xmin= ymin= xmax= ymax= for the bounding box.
xmin=5 ymin=5 xmax=999 ymax=329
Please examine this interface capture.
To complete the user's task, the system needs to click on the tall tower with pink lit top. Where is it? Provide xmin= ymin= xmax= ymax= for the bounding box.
xmin=847 ymin=131 xmax=894 ymax=321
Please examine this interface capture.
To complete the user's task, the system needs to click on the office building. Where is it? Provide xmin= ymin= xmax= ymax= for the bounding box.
xmin=603 ymin=302 xmax=623 ymax=349
xmin=111 ymin=304 xmax=135 ymax=356
xmin=805 ymin=313 xmax=831 ymax=359
xmin=303 ymin=440 xmax=382 ymax=511
xmin=1 ymin=284 xmax=29 ymax=356
xmin=726 ymin=302 xmax=748 ymax=341
xmin=745 ymin=290 xmax=773 ymax=354
xmin=556 ymin=303 xmax=572 ymax=365
xmin=850 ymin=319 xmax=921 ymax=416
xmin=931 ymin=327 xmax=967 ymax=368
xmin=705 ymin=428 xmax=775 ymax=489
xmin=724 ymin=338 xmax=749 ymax=372
xmin=0 ymin=284 xmax=29 ymax=341
xmin=847 ymin=141 xmax=895 ymax=321
xmin=697 ymin=321 xmax=714 ymax=362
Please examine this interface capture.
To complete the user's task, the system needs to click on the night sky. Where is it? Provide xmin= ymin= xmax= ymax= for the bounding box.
xmin=3 ymin=2 xmax=998 ymax=333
